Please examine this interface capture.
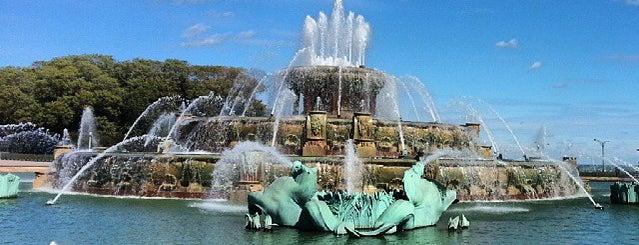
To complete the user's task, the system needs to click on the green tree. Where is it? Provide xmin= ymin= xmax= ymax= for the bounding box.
xmin=0 ymin=54 xmax=267 ymax=148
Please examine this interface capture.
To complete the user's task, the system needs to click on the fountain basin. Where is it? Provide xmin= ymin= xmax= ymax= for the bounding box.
xmin=50 ymin=150 xmax=582 ymax=202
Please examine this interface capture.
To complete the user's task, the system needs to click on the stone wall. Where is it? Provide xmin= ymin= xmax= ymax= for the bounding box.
xmin=175 ymin=115 xmax=478 ymax=159
xmin=50 ymin=151 xmax=583 ymax=202
xmin=426 ymin=159 xmax=582 ymax=201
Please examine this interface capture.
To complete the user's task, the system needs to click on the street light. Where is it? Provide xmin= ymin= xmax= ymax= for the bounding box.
xmin=593 ymin=139 xmax=609 ymax=173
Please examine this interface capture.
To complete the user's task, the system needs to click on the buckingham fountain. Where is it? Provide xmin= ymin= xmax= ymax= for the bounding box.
xmin=46 ymin=0 xmax=585 ymax=234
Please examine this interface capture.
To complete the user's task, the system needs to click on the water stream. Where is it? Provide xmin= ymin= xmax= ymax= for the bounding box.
xmin=47 ymin=136 xmax=147 ymax=205
xmin=77 ymin=107 xmax=99 ymax=150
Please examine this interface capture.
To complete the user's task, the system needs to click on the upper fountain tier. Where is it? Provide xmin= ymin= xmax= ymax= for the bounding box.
xmin=299 ymin=0 xmax=370 ymax=67
xmin=284 ymin=66 xmax=386 ymax=117
xmin=283 ymin=0 xmax=377 ymax=117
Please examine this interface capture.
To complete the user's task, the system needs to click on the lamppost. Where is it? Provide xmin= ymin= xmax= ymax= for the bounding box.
xmin=593 ymin=139 xmax=609 ymax=173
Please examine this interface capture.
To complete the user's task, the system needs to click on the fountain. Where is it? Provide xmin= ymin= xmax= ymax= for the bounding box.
xmin=344 ymin=139 xmax=363 ymax=193
xmin=77 ymin=107 xmax=99 ymax=150
xmin=123 ymin=96 xmax=182 ymax=141
xmin=47 ymin=0 xmax=583 ymax=218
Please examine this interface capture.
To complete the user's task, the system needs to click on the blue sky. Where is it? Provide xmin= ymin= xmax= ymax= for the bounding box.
xmin=1 ymin=0 xmax=638 ymax=164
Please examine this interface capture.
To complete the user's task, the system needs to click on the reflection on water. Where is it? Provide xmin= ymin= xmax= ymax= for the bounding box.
xmin=1 ymin=182 xmax=638 ymax=244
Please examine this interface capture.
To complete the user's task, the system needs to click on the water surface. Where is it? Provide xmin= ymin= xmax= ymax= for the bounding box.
xmin=1 ymin=182 xmax=635 ymax=244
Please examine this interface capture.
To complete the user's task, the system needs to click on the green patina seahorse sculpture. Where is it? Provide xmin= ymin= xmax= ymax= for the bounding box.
xmin=246 ymin=160 xmax=457 ymax=236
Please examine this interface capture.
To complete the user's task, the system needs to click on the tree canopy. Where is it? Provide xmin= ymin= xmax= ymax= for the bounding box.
xmin=0 ymin=54 xmax=266 ymax=147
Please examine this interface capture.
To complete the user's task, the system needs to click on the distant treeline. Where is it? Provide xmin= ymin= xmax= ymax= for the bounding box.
xmin=0 ymin=54 xmax=265 ymax=147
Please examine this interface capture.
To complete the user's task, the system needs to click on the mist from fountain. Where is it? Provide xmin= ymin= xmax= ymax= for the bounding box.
xmin=77 ymin=107 xmax=99 ymax=150
xmin=344 ymin=139 xmax=363 ymax=193
xmin=47 ymin=135 xmax=148 ymax=205
xmin=531 ymin=145 xmax=599 ymax=207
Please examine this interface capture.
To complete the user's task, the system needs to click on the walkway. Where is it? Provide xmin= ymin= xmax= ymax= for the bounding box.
xmin=0 ymin=160 xmax=51 ymax=173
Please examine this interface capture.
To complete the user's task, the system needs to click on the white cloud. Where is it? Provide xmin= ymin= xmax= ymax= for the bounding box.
xmin=181 ymin=30 xmax=257 ymax=48
xmin=237 ymin=30 xmax=256 ymax=38
xmin=552 ymin=83 xmax=567 ymax=89
xmin=182 ymin=35 xmax=224 ymax=47
xmin=495 ymin=38 xmax=519 ymax=48
xmin=182 ymin=23 xmax=210 ymax=38
xmin=529 ymin=61 xmax=543 ymax=71
xmin=621 ymin=0 xmax=639 ymax=6
xmin=220 ymin=11 xmax=235 ymax=18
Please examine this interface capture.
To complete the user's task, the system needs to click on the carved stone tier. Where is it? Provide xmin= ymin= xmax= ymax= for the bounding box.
xmin=353 ymin=112 xmax=377 ymax=157
xmin=303 ymin=111 xmax=328 ymax=156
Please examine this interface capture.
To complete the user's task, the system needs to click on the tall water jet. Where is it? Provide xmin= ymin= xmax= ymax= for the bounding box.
xmin=398 ymin=78 xmax=421 ymax=122
xmin=603 ymin=157 xmax=639 ymax=184
xmin=375 ymin=75 xmax=406 ymax=154
xmin=144 ymin=112 xmax=176 ymax=147
xmin=60 ymin=128 xmax=72 ymax=146
xmin=405 ymin=76 xmax=440 ymax=122
xmin=123 ymin=96 xmax=181 ymax=141
xmin=344 ymin=139 xmax=363 ymax=193
xmin=77 ymin=107 xmax=99 ymax=150
xmin=545 ymin=156 xmax=600 ymax=208
xmin=270 ymin=90 xmax=297 ymax=147
xmin=337 ymin=66 xmax=343 ymax=117
xmin=534 ymin=126 xmax=549 ymax=156
xmin=219 ymin=69 xmax=266 ymax=117
xmin=470 ymin=97 xmax=525 ymax=158
xmin=269 ymin=48 xmax=308 ymax=117
xmin=164 ymin=93 xmax=222 ymax=152
xmin=457 ymin=101 xmax=499 ymax=156
xmin=241 ymin=73 xmax=271 ymax=117
xmin=301 ymin=0 xmax=370 ymax=66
